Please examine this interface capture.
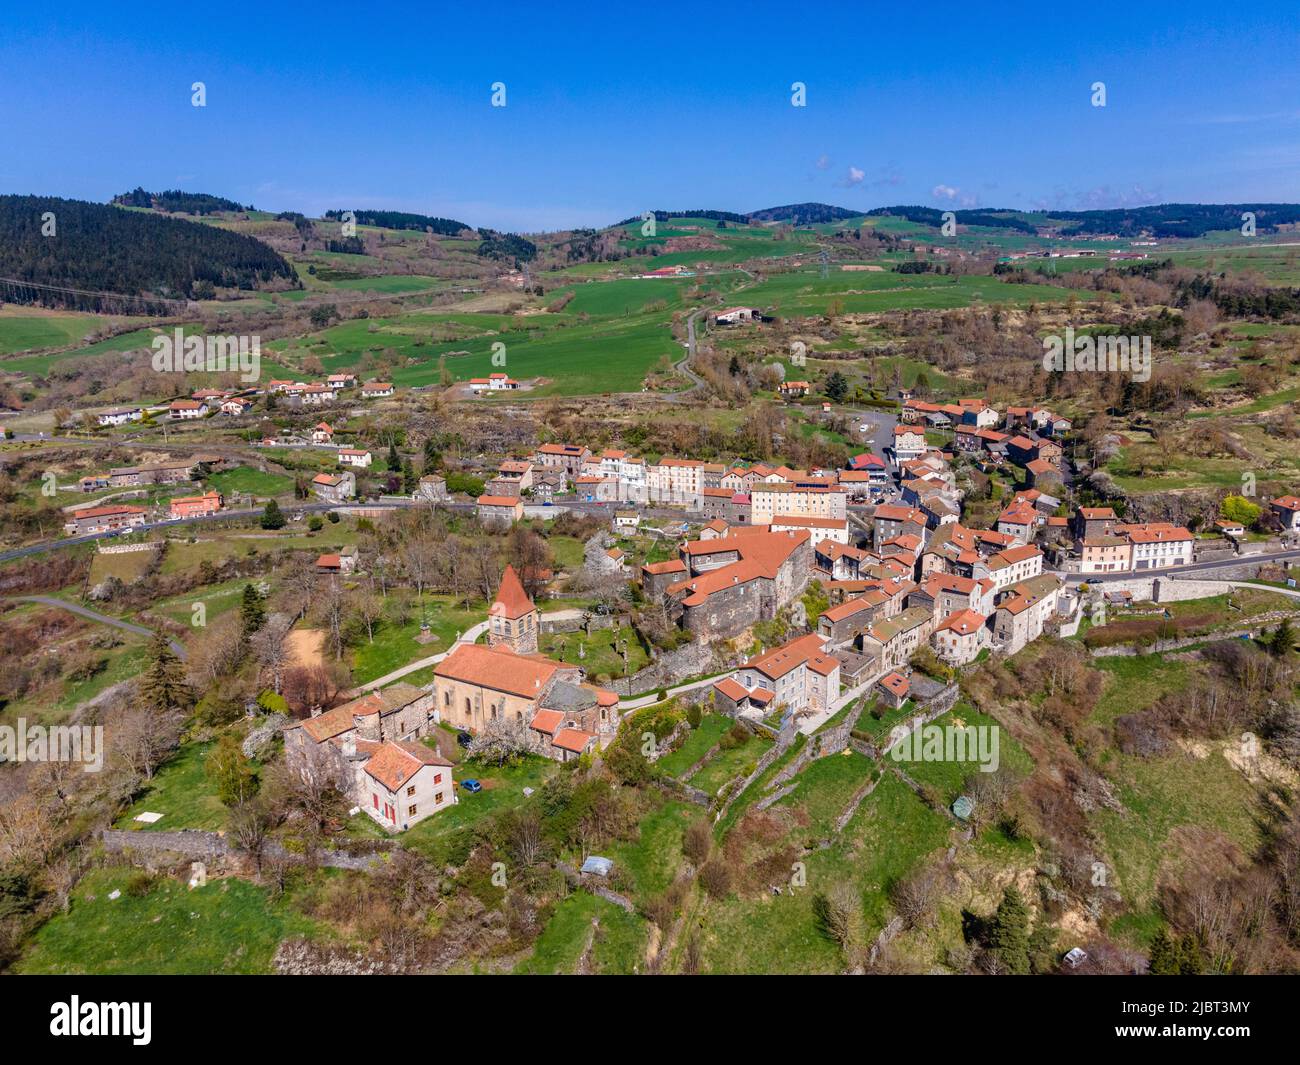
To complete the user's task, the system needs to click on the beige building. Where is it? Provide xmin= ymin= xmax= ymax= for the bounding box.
xmin=719 ymin=633 xmax=841 ymax=718
xmin=487 ymin=565 xmax=539 ymax=655
xmin=931 ymin=609 xmax=990 ymax=665
xmin=1080 ymin=533 xmax=1133 ymax=574
xmin=992 ymin=574 xmax=1061 ymax=655
xmin=434 ymin=643 xmax=578 ymax=734
xmin=859 ymin=605 xmax=936 ymax=672
xmin=362 ymin=741 xmax=456 ymax=831
xmin=749 ymin=483 xmax=847 ymax=525
xmin=646 ymin=457 xmax=705 ymax=506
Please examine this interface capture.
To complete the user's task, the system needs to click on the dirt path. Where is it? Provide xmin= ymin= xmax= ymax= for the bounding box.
xmin=286 ymin=628 xmax=326 ymax=669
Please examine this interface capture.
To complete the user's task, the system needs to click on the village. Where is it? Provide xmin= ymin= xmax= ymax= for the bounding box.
xmin=145 ymin=389 xmax=1291 ymax=837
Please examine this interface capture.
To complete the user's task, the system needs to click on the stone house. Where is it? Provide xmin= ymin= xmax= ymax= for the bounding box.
xmin=312 ymin=470 xmax=356 ymax=503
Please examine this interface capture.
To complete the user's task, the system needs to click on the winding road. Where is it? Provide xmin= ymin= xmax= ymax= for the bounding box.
xmin=12 ymin=595 xmax=188 ymax=659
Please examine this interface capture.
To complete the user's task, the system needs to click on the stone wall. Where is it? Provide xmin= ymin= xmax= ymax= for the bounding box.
xmin=97 ymin=542 xmax=160 ymax=555
xmin=606 ymin=639 xmax=744 ymax=697
xmin=539 ymin=613 xmax=619 ymax=636
xmin=99 ymin=828 xmax=394 ymax=871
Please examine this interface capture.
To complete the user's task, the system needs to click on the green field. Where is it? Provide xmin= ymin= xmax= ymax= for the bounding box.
xmin=16 ymin=866 xmax=321 ymax=975
xmin=206 ymin=467 xmax=295 ymax=499
xmin=116 ymin=741 xmax=231 ymax=831
xmin=513 ymin=891 xmax=646 ymax=974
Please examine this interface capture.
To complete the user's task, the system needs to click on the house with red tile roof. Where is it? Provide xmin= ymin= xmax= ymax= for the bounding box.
xmin=362 ymin=741 xmax=455 ymax=831
xmin=653 ymin=527 xmax=813 ymax=639
xmin=931 ymin=609 xmax=990 ymax=665
xmin=715 ymin=633 xmax=841 ymax=718
xmin=1271 ymin=495 xmax=1300 ymax=533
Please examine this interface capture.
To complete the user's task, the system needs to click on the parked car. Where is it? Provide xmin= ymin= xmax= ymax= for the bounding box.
xmin=456 ymin=731 xmax=473 ymax=748
xmin=461 ymin=779 xmax=482 ymax=793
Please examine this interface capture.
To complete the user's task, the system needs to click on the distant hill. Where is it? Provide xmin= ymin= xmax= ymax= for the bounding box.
xmin=1047 ymin=203 xmax=1300 ymax=238
xmin=112 ymin=187 xmax=253 ymax=215
xmin=477 ymin=229 xmax=537 ymax=264
xmin=746 ymin=203 xmax=860 ymax=225
xmin=323 ymin=209 xmax=473 ymax=237
xmin=0 ymin=195 xmax=297 ymax=313
xmin=868 ymin=206 xmax=1038 ymax=233
xmin=869 ymin=202 xmax=1300 ymax=239
xmin=614 ymin=209 xmax=748 ymax=226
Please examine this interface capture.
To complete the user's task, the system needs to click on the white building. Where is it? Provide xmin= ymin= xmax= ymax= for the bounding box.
xmin=338 ymin=448 xmax=373 ymax=469
xmin=96 ymin=407 xmax=143 ymax=427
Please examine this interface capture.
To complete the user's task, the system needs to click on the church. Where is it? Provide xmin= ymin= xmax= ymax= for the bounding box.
xmin=431 ymin=566 xmax=623 ymax=760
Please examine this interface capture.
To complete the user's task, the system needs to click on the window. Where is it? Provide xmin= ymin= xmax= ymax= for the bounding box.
xmin=435 ymin=792 xmax=444 ymax=805
xmin=408 ymin=805 xmax=417 ymax=817
xmin=372 ymin=794 xmax=379 ymax=809
xmin=407 ymin=785 xmax=416 ymax=797
xmin=433 ymin=773 xmax=442 ymax=785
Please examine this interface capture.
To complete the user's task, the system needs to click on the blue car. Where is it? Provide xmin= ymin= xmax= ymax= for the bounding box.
xmin=461 ymin=779 xmax=482 ymax=794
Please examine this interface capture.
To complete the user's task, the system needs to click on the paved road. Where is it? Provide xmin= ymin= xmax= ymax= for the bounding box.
xmin=617 ymin=669 xmax=733 ymax=710
xmin=349 ymin=619 xmax=491 ymax=695
xmin=1061 ymin=547 xmax=1300 ymax=583
xmin=0 ymin=495 xmax=680 ymax=564
xmin=13 ymin=595 xmax=188 ymax=659
xmin=352 ymin=608 xmax=612 ymax=694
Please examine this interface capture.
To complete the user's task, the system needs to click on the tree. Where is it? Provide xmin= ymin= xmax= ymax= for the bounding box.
xmin=112 ymin=702 xmax=183 ymax=782
xmin=825 ymin=370 xmax=849 ymax=403
xmin=240 ymin=583 xmax=266 ymax=637
xmin=260 ymin=499 xmax=286 ymax=530
xmin=508 ymin=526 xmax=553 ymax=598
xmin=1148 ymin=927 xmax=1179 ymax=974
xmin=1220 ymin=494 xmax=1262 ymax=528
xmin=813 ymin=883 xmax=863 ymax=957
xmin=989 ymin=886 xmax=1031 ymax=974
xmin=206 ymin=733 xmax=259 ymax=808
xmin=229 ymin=799 xmax=272 ymax=872
xmin=349 ymin=589 xmax=384 ymax=643
xmin=466 ymin=718 xmax=532 ymax=766
xmin=1269 ymin=618 xmax=1294 ymax=657
xmin=139 ymin=633 xmax=193 ymax=714
xmin=308 ymin=303 xmax=337 ymax=328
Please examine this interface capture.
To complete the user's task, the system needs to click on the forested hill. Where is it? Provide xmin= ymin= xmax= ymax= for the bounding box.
xmin=1048 ymin=203 xmax=1300 ymax=238
xmin=746 ymin=203 xmax=860 ymax=225
xmin=112 ymin=187 xmax=254 ymax=214
xmin=323 ymin=209 xmax=472 ymax=236
xmin=870 ymin=202 xmax=1300 ymax=238
xmin=867 ymin=206 xmax=1038 ymax=233
xmin=0 ymin=195 xmax=298 ymax=313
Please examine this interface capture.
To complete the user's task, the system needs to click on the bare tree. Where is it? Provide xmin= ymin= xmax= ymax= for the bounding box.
xmin=251 ymin=612 xmax=293 ymax=695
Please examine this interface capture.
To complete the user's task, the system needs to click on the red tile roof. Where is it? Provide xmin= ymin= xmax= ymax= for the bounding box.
xmin=552 ymin=728 xmax=596 ymax=753
xmin=436 ymin=644 xmax=564 ymax=698
xmin=364 ymin=741 xmax=452 ymax=792
xmin=492 ymin=564 xmax=535 ymax=620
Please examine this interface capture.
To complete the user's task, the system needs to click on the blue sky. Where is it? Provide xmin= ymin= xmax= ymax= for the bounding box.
xmin=1 ymin=2 xmax=1297 ymax=231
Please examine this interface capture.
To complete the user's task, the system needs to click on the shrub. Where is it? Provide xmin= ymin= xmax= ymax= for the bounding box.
xmin=699 ymin=859 xmax=732 ymax=899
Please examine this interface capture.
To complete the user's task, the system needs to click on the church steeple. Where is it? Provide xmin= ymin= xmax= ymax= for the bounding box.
xmin=488 ymin=564 xmax=539 ymax=654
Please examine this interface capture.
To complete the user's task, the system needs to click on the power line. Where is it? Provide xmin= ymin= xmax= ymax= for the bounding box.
xmin=0 ymin=276 xmax=189 ymax=311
